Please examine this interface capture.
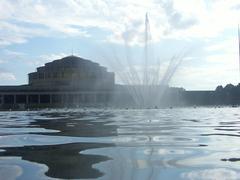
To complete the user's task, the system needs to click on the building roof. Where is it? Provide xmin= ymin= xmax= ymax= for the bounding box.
xmin=28 ymin=55 xmax=106 ymax=76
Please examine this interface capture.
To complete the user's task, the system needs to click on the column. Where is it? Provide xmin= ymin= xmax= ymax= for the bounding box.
xmin=26 ymin=95 xmax=29 ymax=104
xmin=0 ymin=94 xmax=2 ymax=105
xmin=14 ymin=95 xmax=16 ymax=104
xmin=49 ymin=94 xmax=52 ymax=104
xmin=38 ymin=94 xmax=40 ymax=104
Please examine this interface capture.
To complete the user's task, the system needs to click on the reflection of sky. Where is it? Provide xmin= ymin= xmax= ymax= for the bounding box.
xmin=0 ymin=108 xmax=240 ymax=179
xmin=0 ymin=158 xmax=48 ymax=180
xmin=181 ymin=168 xmax=240 ymax=180
xmin=0 ymin=1 xmax=239 ymax=90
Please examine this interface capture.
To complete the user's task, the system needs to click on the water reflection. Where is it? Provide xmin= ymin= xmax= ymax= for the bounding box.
xmin=181 ymin=168 xmax=240 ymax=180
xmin=221 ymin=158 xmax=240 ymax=162
xmin=0 ymin=142 xmax=114 ymax=179
xmin=1 ymin=108 xmax=240 ymax=179
xmin=0 ymin=110 xmax=117 ymax=179
xmin=32 ymin=111 xmax=118 ymax=137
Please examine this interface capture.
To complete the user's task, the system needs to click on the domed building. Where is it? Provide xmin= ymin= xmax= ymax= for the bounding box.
xmin=0 ymin=56 xmax=115 ymax=109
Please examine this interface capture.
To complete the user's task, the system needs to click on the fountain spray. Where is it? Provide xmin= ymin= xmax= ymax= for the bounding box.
xmin=238 ymin=24 xmax=240 ymax=82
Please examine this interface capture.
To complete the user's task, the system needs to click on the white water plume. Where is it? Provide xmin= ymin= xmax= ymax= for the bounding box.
xmin=100 ymin=13 xmax=187 ymax=108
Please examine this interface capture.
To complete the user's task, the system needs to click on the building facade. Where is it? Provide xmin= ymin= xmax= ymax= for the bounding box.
xmin=0 ymin=56 xmax=115 ymax=109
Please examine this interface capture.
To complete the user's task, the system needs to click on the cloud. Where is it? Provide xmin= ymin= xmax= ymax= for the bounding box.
xmin=0 ymin=21 xmax=46 ymax=46
xmin=205 ymin=37 xmax=238 ymax=54
xmin=0 ymin=0 xmax=238 ymax=46
xmin=0 ymin=0 xmax=91 ymax=46
xmin=0 ymin=49 xmax=27 ymax=64
xmin=39 ymin=53 xmax=68 ymax=62
xmin=23 ymin=53 xmax=68 ymax=67
xmin=0 ymin=0 xmax=239 ymax=89
xmin=160 ymin=0 xmax=197 ymax=30
xmin=3 ymin=49 xmax=26 ymax=58
xmin=170 ymin=49 xmax=239 ymax=90
xmin=0 ymin=72 xmax=16 ymax=81
xmin=232 ymin=3 xmax=240 ymax=10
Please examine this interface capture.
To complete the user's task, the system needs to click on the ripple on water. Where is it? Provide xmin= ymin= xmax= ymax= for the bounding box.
xmin=0 ymin=108 xmax=240 ymax=179
xmin=181 ymin=168 xmax=240 ymax=180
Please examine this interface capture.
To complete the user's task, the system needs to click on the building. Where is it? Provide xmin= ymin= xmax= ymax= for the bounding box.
xmin=0 ymin=56 xmax=115 ymax=109
xmin=1 ymin=55 xmax=224 ymax=109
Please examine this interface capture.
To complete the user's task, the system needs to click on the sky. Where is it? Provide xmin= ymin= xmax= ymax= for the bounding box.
xmin=0 ymin=0 xmax=239 ymax=90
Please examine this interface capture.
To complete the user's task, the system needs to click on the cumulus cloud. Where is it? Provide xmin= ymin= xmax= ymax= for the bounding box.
xmin=160 ymin=0 xmax=197 ymax=30
xmin=0 ymin=20 xmax=48 ymax=46
xmin=0 ymin=0 xmax=238 ymax=46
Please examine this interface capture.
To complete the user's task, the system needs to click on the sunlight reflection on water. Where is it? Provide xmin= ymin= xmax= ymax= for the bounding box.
xmin=0 ymin=107 xmax=240 ymax=179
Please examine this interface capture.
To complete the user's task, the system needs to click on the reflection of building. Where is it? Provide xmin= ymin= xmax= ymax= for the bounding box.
xmin=0 ymin=56 xmax=115 ymax=109
xmin=0 ymin=110 xmax=116 ymax=178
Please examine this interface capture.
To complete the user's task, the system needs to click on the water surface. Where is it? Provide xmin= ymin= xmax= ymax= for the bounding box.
xmin=0 ymin=107 xmax=240 ymax=179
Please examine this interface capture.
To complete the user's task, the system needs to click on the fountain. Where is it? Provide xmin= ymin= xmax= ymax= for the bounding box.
xmin=101 ymin=13 xmax=187 ymax=108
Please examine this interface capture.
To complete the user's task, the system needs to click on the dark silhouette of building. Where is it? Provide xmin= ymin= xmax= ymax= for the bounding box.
xmin=0 ymin=56 xmax=115 ymax=109
xmin=180 ymin=84 xmax=240 ymax=106
xmin=28 ymin=56 xmax=114 ymax=90
xmin=1 ymin=55 xmax=240 ymax=109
